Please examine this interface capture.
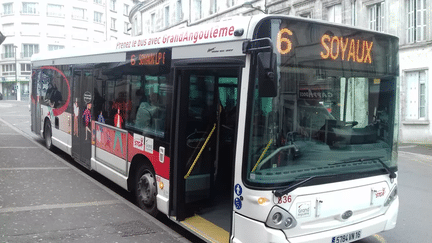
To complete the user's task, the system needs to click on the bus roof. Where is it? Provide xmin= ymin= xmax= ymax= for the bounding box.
xmin=31 ymin=15 xmax=254 ymax=63
xmin=32 ymin=14 xmax=398 ymax=64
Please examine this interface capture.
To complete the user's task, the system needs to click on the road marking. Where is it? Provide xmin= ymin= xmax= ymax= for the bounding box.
xmin=0 ymin=115 xmax=29 ymax=117
xmin=0 ymin=167 xmax=70 ymax=171
xmin=373 ymin=234 xmax=387 ymax=243
xmin=0 ymin=200 xmax=121 ymax=213
xmin=398 ymin=145 xmax=416 ymax=149
xmin=0 ymin=147 xmax=39 ymax=149
xmin=399 ymin=151 xmax=432 ymax=167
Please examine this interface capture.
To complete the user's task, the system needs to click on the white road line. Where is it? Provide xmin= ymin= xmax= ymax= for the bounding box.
xmin=0 ymin=200 xmax=121 ymax=213
xmin=373 ymin=234 xmax=387 ymax=243
xmin=0 ymin=167 xmax=70 ymax=171
xmin=398 ymin=145 xmax=417 ymax=149
xmin=0 ymin=147 xmax=39 ymax=149
xmin=399 ymin=151 xmax=432 ymax=167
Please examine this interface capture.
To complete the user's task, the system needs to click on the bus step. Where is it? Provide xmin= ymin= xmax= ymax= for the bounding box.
xmin=180 ymin=215 xmax=229 ymax=243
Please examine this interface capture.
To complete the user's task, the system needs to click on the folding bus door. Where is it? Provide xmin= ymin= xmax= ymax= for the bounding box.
xmin=71 ymin=69 xmax=93 ymax=169
xmin=172 ymin=67 xmax=240 ymax=243
xmin=30 ymin=70 xmax=41 ymax=135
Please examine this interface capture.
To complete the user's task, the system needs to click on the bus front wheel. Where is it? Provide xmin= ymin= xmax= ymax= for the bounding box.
xmin=134 ymin=163 xmax=158 ymax=216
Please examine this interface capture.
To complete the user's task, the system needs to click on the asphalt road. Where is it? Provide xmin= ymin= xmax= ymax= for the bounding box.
xmin=2 ymin=100 xmax=431 ymax=243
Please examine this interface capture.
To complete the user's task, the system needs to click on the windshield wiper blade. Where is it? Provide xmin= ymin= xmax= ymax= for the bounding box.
xmin=334 ymin=156 xmax=396 ymax=179
xmin=274 ymin=175 xmax=335 ymax=197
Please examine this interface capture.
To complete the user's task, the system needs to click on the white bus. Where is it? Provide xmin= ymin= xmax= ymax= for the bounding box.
xmin=31 ymin=15 xmax=399 ymax=243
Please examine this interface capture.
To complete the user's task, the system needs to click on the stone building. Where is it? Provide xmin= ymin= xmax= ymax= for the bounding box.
xmin=0 ymin=0 xmax=135 ymax=101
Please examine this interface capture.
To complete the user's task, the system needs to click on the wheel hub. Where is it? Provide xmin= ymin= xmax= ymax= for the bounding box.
xmin=138 ymin=172 xmax=155 ymax=206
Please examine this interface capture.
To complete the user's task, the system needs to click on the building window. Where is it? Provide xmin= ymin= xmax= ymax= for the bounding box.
xmin=165 ymin=6 xmax=170 ymax=28
xmin=407 ymin=0 xmax=426 ymax=43
xmin=20 ymin=63 xmax=31 ymax=75
xmin=195 ymin=0 xmax=202 ymax=20
xmin=124 ymin=4 xmax=129 ymax=16
xmin=299 ymin=12 xmax=312 ymax=18
xmin=3 ymin=3 xmax=13 ymax=15
xmin=22 ymin=44 xmax=39 ymax=58
xmin=151 ymin=13 xmax=156 ymax=33
xmin=327 ymin=4 xmax=342 ymax=23
xmin=132 ymin=12 xmax=142 ymax=36
xmin=73 ymin=7 xmax=86 ymax=20
xmin=111 ymin=18 xmax=116 ymax=30
xmin=2 ymin=23 xmax=14 ymax=36
xmin=22 ymin=2 xmax=38 ymax=14
xmin=2 ymin=64 xmax=16 ymax=76
xmin=228 ymin=0 xmax=235 ymax=7
xmin=94 ymin=11 xmax=103 ymax=23
xmin=110 ymin=0 xmax=116 ymax=11
xmin=47 ymin=4 xmax=64 ymax=17
xmin=94 ymin=0 xmax=102 ymax=4
xmin=3 ymin=44 xmax=15 ymax=59
xmin=352 ymin=0 xmax=357 ymax=26
xmin=368 ymin=2 xmax=384 ymax=31
xmin=211 ymin=0 xmax=217 ymax=14
xmin=406 ymin=70 xmax=428 ymax=120
xmin=48 ymin=45 xmax=64 ymax=51
xmin=176 ymin=0 xmax=182 ymax=22
xmin=124 ymin=22 xmax=130 ymax=34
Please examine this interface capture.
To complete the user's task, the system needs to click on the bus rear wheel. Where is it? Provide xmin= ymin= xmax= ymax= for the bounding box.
xmin=44 ymin=121 xmax=53 ymax=151
xmin=134 ymin=163 xmax=158 ymax=216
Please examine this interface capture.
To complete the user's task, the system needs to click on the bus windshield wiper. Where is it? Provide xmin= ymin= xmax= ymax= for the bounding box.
xmin=333 ymin=157 xmax=396 ymax=179
xmin=274 ymin=157 xmax=396 ymax=197
xmin=274 ymin=174 xmax=336 ymax=197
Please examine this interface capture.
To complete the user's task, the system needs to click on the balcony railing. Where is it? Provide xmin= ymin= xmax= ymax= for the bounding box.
xmin=72 ymin=15 xmax=88 ymax=21
xmin=47 ymin=12 xmax=65 ymax=17
xmin=1 ymin=53 xmax=15 ymax=59
xmin=20 ymin=10 xmax=40 ymax=15
xmin=0 ymin=11 xmax=14 ymax=16
xmin=2 ymin=71 xmax=16 ymax=76
xmin=20 ymin=52 xmax=38 ymax=59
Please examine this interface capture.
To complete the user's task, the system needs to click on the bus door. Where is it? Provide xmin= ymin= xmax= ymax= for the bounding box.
xmin=31 ymin=70 xmax=41 ymax=136
xmin=71 ymin=69 xmax=93 ymax=169
xmin=173 ymin=67 xmax=240 ymax=242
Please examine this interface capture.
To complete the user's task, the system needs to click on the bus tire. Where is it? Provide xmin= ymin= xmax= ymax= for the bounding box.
xmin=44 ymin=121 xmax=53 ymax=151
xmin=134 ymin=163 xmax=158 ymax=216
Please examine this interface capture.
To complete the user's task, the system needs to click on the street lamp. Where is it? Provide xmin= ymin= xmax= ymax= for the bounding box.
xmin=13 ymin=45 xmax=19 ymax=101
xmin=242 ymin=1 xmax=268 ymax=14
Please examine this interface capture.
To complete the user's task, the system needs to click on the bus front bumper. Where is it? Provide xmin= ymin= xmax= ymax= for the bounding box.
xmin=232 ymin=198 xmax=398 ymax=243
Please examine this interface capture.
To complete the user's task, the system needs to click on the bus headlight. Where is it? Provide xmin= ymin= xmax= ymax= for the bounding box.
xmin=266 ymin=206 xmax=297 ymax=230
xmin=384 ymin=185 xmax=398 ymax=207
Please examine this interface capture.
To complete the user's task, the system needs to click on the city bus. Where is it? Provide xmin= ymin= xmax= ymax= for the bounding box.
xmin=30 ymin=14 xmax=399 ymax=243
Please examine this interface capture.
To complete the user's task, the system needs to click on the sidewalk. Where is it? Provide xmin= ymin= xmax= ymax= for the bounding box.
xmin=0 ymin=117 xmax=189 ymax=243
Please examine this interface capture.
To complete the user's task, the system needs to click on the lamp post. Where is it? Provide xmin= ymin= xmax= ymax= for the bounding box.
xmin=242 ymin=1 xmax=268 ymax=14
xmin=13 ymin=45 xmax=20 ymax=101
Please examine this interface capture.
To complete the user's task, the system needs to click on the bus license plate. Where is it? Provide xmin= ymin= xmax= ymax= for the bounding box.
xmin=331 ymin=230 xmax=361 ymax=243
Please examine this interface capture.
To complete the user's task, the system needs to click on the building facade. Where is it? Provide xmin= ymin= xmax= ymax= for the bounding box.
xmin=129 ymin=0 xmax=431 ymax=144
xmin=0 ymin=0 xmax=135 ymax=101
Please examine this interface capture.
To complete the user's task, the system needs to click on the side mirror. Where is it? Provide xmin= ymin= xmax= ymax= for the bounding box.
xmin=257 ymin=52 xmax=277 ymax=97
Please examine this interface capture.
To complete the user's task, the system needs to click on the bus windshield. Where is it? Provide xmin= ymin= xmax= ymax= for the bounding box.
xmin=245 ymin=18 xmax=399 ymax=188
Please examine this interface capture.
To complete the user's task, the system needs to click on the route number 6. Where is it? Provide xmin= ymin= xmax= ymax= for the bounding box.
xmin=277 ymin=28 xmax=293 ymax=55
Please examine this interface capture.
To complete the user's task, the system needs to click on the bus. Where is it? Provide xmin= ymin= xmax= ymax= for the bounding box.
xmin=31 ymin=14 xmax=399 ymax=243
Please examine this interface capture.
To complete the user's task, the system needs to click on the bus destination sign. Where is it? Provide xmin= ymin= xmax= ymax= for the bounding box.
xmin=276 ymin=27 xmax=374 ymax=64
xmin=126 ymin=48 xmax=171 ymax=74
